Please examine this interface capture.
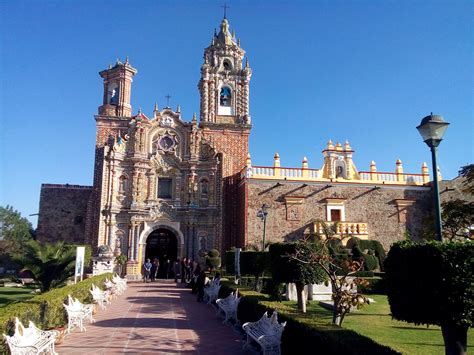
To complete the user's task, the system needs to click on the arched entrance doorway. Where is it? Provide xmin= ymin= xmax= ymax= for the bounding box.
xmin=145 ymin=228 xmax=178 ymax=278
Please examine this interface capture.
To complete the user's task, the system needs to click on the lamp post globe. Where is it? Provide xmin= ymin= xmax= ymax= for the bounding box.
xmin=416 ymin=113 xmax=449 ymax=241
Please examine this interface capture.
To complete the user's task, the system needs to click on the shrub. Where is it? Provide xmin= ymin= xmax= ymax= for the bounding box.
xmin=205 ymin=249 xmax=221 ymax=271
xmin=0 ymin=273 xmax=112 ymax=353
xmin=225 ymin=251 xmax=235 ymax=274
xmin=240 ymin=251 xmax=270 ymax=291
xmin=385 ymin=241 xmax=474 ymax=354
xmin=362 ymin=253 xmax=378 ymax=271
xmin=357 ymin=277 xmax=386 ymax=295
xmin=349 ymin=238 xmax=386 ymax=271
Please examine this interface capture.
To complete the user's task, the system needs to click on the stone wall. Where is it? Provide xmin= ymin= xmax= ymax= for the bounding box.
xmin=244 ymin=180 xmax=433 ymax=250
xmin=37 ymin=184 xmax=93 ymax=244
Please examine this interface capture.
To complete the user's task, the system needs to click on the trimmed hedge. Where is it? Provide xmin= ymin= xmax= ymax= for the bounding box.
xmin=225 ymin=251 xmax=235 ymax=274
xmin=385 ymin=241 xmax=473 ymax=328
xmin=357 ymin=277 xmax=386 ymax=295
xmin=205 ymin=249 xmax=221 ymax=270
xmin=0 ymin=273 xmax=112 ymax=353
xmin=347 ymin=238 xmax=386 ymax=271
xmin=218 ymin=282 xmax=397 ymax=354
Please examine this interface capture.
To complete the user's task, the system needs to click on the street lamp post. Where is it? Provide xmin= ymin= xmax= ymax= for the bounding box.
xmin=416 ymin=113 xmax=450 ymax=241
xmin=257 ymin=204 xmax=269 ymax=251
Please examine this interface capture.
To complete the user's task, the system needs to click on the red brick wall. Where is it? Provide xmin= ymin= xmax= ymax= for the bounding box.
xmin=202 ymin=128 xmax=250 ymax=252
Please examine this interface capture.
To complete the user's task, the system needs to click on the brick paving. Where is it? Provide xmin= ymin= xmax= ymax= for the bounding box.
xmin=57 ymin=280 xmax=247 ymax=354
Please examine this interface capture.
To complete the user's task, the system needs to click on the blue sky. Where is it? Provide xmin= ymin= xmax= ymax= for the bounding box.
xmin=1 ymin=0 xmax=473 ymax=227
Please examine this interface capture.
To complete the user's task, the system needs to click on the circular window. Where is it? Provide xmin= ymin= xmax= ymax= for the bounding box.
xmin=159 ymin=136 xmax=175 ymax=151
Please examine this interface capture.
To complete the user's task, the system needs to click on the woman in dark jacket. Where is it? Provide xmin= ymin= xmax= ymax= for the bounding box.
xmin=196 ymin=270 xmax=206 ymax=302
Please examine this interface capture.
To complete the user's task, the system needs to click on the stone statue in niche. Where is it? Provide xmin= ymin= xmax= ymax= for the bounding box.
xmin=200 ymin=179 xmax=209 ymax=195
xmin=114 ymin=235 xmax=122 ymax=256
xmin=198 ymin=236 xmax=207 ymax=257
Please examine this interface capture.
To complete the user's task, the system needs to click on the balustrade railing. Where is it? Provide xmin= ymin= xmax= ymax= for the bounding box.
xmin=313 ymin=221 xmax=369 ymax=238
xmin=242 ymin=166 xmax=427 ymax=185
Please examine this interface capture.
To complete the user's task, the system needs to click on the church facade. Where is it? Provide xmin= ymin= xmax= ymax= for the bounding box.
xmin=36 ymin=17 xmax=434 ymax=277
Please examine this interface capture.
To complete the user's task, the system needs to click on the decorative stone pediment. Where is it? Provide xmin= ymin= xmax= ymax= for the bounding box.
xmin=150 ymin=153 xmax=178 ymax=175
xmin=148 ymin=202 xmax=175 ymax=220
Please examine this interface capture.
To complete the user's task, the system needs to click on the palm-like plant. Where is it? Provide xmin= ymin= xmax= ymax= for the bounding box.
xmin=15 ymin=241 xmax=76 ymax=292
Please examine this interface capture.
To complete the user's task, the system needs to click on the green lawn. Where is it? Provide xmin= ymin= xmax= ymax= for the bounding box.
xmin=309 ymin=294 xmax=473 ymax=355
xmin=0 ymin=287 xmax=35 ymax=307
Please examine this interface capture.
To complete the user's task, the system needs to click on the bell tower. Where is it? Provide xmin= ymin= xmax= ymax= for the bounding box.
xmin=98 ymin=58 xmax=137 ymax=117
xmin=199 ymin=17 xmax=252 ymax=125
xmin=198 ymin=16 xmax=252 ymax=251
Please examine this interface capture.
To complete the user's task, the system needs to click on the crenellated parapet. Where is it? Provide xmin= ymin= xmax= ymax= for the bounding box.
xmin=242 ymin=140 xmax=430 ymax=186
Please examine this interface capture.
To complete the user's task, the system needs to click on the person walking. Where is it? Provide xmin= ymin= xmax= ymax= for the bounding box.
xmin=151 ymin=258 xmax=159 ymax=281
xmin=143 ymin=258 xmax=152 ymax=283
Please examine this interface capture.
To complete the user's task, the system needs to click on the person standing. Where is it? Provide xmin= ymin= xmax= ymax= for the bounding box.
xmin=181 ymin=257 xmax=187 ymax=283
xmin=165 ymin=259 xmax=171 ymax=279
xmin=174 ymin=258 xmax=181 ymax=282
xmin=143 ymin=258 xmax=152 ymax=283
xmin=196 ymin=270 xmax=207 ymax=302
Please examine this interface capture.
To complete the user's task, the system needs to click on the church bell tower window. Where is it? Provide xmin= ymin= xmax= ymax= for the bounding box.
xmin=223 ymin=59 xmax=232 ymax=71
xmin=108 ymin=83 xmax=120 ymax=105
xmin=220 ymin=86 xmax=232 ymax=107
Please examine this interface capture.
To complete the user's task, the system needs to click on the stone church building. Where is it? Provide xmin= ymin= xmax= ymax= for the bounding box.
xmin=36 ymin=17 xmax=433 ymax=277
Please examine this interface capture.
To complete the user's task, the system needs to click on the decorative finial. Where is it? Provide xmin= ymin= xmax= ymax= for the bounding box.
xmin=192 ymin=112 xmax=197 ymax=122
xmin=165 ymin=94 xmax=171 ymax=108
xmin=237 ymin=38 xmax=241 ymax=46
xmin=108 ymin=63 xmax=112 ymax=69
xmin=274 ymin=152 xmax=280 ymax=159
xmin=154 ymin=102 xmax=159 ymax=111
xmin=176 ymin=104 xmax=181 ymax=113
xmin=125 ymin=56 xmax=129 ymax=65
xmin=214 ymin=28 xmax=217 ymax=37
xmin=232 ymin=29 xmax=235 ymax=38
xmin=245 ymin=58 xmax=249 ymax=68
xmin=138 ymin=107 xmax=142 ymax=115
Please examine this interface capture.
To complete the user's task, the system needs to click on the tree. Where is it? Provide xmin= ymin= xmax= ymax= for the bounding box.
xmin=14 ymin=241 xmax=76 ymax=292
xmin=240 ymin=251 xmax=270 ymax=291
xmin=288 ymin=238 xmax=369 ymax=325
xmin=270 ymin=241 xmax=327 ymax=313
xmin=385 ymin=241 xmax=473 ymax=355
xmin=0 ymin=205 xmax=34 ymax=256
xmin=442 ymin=199 xmax=474 ymax=241
xmin=115 ymin=254 xmax=128 ymax=277
xmin=459 ymin=164 xmax=474 ymax=195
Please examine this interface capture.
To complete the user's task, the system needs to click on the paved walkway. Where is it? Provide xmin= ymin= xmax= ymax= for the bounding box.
xmin=57 ymin=280 xmax=247 ymax=354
